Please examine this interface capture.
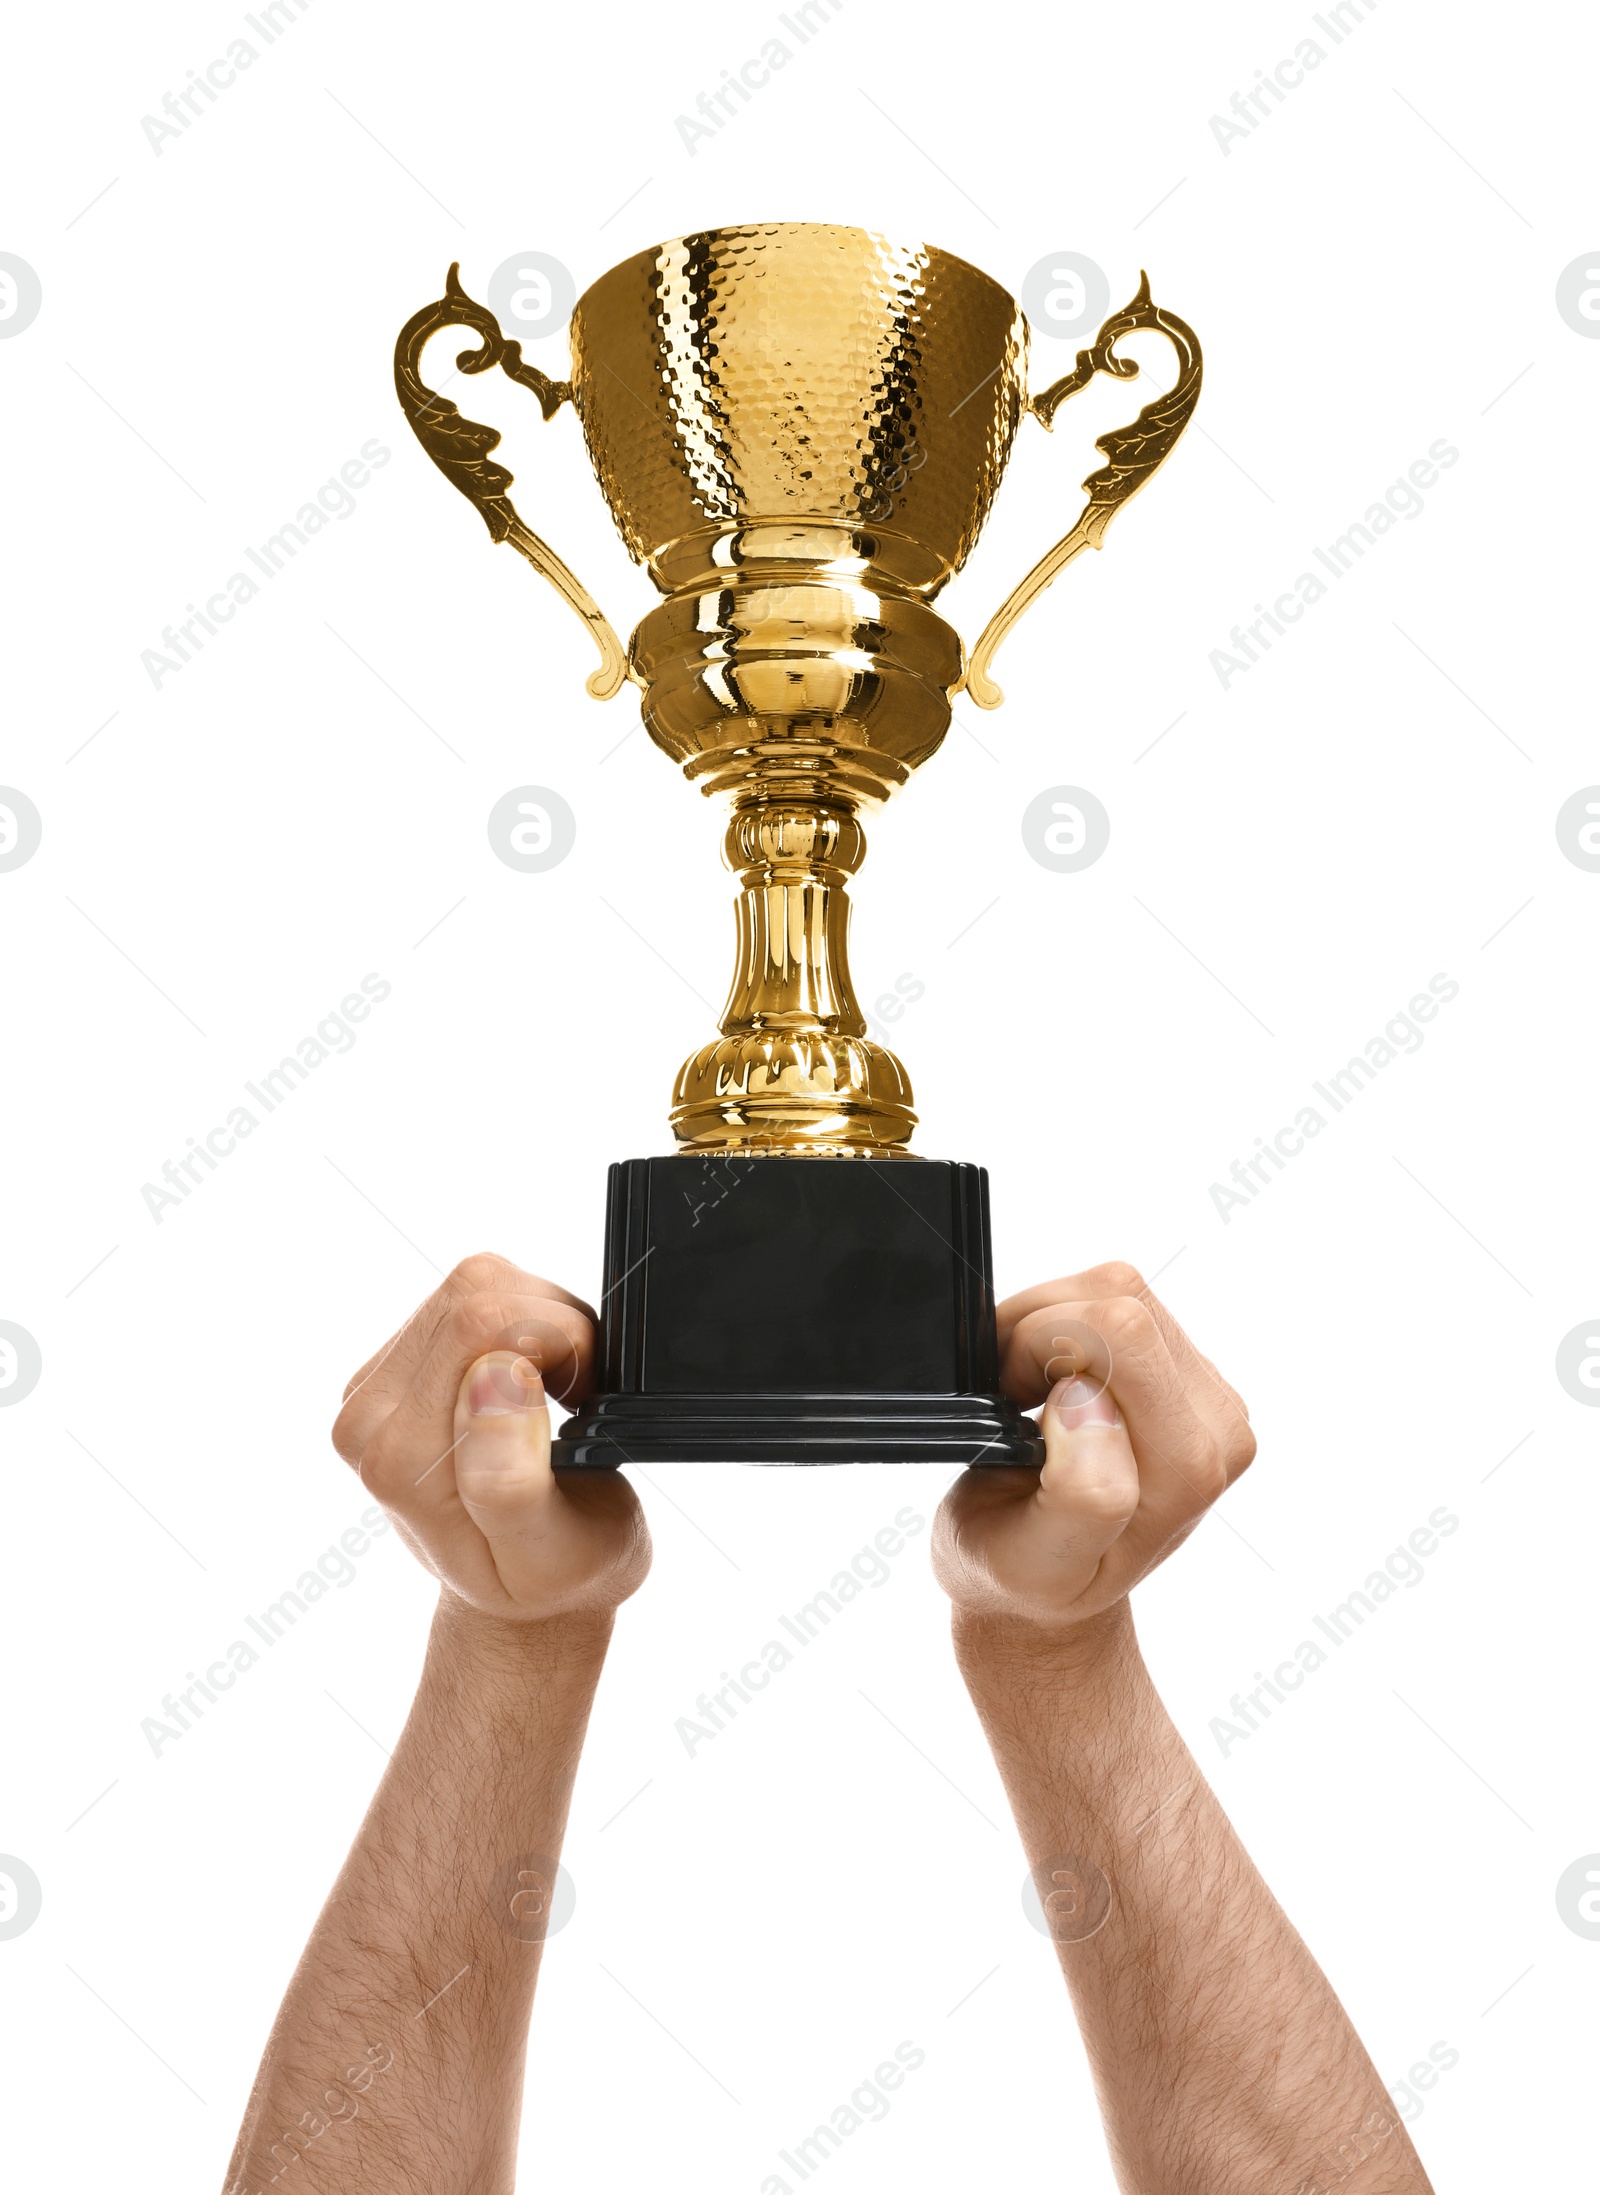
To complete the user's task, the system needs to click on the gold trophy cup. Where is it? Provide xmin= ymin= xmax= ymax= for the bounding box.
xmin=395 ymin=223 xmax=1201 ymax=1464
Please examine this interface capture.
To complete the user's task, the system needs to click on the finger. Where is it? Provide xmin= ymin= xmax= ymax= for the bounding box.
xmin=339 ymin=1254 xmax=598 ymax=1408
xmin=453 ymin=1352 xmax=553 ymax=1524
xmin=484 ymin=1305 xmax=592 ymax=1406
xmin=932 ymin=1380 xmax=1140 ymax=1620
xmin=1001 ymin=1300 xmax=1123 ymax=1407
xmin=1007 ymin=1297 xmax=1228 ymax=1561
xmin=999 ymin=1270 xmax=1117 ymax=1354
xmin=339 ymin=1348 xmax=553 ymax=1609
xmin=1002 ymin=1268 xmax=1253 ymax=1485
xmin=334 ymin=1290 xmax=596 ymax=1466
xmin=1002 ymin=1263 xmax=1221 ymax=1405
xmin=355 ymin=1344 xmax=601 ymax=1615
xmin=452 ymin=1355 xmax=644 ymax=1609
xmin=339 ymin=1263 xmax=597 ymax=1407
xmin=1034 ymin=1375 xmax=1142 ymax=1584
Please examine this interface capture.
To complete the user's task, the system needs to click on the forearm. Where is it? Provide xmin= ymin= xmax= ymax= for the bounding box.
xmin=226 ymin=1596 xmax=611 ymax=2195
xmin=955 ymin=1605 xmax=1431 ymax=2195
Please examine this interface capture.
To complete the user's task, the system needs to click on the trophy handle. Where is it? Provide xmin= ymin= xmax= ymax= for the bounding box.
xmin=958 ymin=274 xmax=1203 ymax=710
xmin=394 ymin=264 xmax=631 ymax=701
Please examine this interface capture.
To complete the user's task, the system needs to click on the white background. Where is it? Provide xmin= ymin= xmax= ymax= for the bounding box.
xmin=2 ymin=1 xmax=1595 ymax=2187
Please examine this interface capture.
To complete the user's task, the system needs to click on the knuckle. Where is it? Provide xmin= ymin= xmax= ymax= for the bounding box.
xmin=518 ymin=1302 xmax=591 ymax=1352
xmin=1191 ymin=1431 xmax=1229 ymax=1502
xmin=1096 ymin=1296 xmax=1154 ymax=1356
xmin=1026 ymin=1314 xmax=1105 ymax=1387
xmin=449 ymin=1252 xmax=517 ymax=1296
xmin=330 ymin=1400 xmax=362 ymax=1466
xmin=359 ymin=1421 xmax=407 ymax=1500
xmin=1229 ymin=1421 xmax=1259 ymax=1477
xmin=449 ymin=1293 xmax=513 ymax=1356
xmin=1074 ymin=1476 xmax=1140 ymax=1527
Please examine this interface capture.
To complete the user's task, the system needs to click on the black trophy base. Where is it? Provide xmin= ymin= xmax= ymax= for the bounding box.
xmin=553 ymin=1155 xmax=1043 ymax=1469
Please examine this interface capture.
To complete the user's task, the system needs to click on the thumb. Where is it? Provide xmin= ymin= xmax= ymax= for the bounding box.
xmin=453 ymin=1351 xmax=553 ymax=1532
xmin=1035 ymin=1376 xmax=1141 ymax=1584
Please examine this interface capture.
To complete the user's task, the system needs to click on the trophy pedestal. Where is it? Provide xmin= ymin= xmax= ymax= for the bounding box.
xmin=553 ymin=1157 xmax=1044 ymax=1469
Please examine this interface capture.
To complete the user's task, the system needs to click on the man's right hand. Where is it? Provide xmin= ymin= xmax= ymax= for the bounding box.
xmin=332 ymin=1253 xmax=650 ymax=1623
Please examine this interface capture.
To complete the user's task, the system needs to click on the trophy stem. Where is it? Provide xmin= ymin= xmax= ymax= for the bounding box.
xmin=668 ymin=794 xmax=917 ymax=1156
xmin=721 ymin=798 xmax=867 ymax=1036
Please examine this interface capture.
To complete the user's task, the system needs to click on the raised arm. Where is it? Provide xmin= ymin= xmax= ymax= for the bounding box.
xmin=224 ymin=1256 xmax=649 ymax=2195
xmin=934 ymin=1263 xmax=1432 ymax=2195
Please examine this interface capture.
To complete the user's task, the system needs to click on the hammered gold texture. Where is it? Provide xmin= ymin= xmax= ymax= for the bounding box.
xmin=395 ymin=224 xmax=1201 ymax=1157
xmin=568 ymin=224 xmax=1028 ymax=584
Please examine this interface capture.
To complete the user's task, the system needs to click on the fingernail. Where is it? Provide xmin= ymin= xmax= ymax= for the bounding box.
xmin=469 ymin=1358 xmax=544 ymax=1416
xmin=1049 ymin=1375 xmax=1119 ymax=1430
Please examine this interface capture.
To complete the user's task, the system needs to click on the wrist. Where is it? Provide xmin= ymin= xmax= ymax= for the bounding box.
xmin=429 ymin=1590 xmax=614 ymax=1691
xmin=952 ymin=1599 xmax=1141 ymax=1691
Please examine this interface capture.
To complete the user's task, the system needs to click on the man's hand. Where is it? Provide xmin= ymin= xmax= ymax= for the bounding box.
xmin=229 ymin=1254 xmax=641 ymax=2194
xmin=331 ymin=1252 xmax=649 ymax=1622
xmin=937 ymin=1267 xmax=1433 ymax=2193
xmin=933 ymin=1261 xmax=1255 ymax=1628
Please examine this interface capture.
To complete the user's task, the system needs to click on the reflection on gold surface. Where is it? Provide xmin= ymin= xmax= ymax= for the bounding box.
xmin=396 ymin=225 xmax=1201 ymax=1153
